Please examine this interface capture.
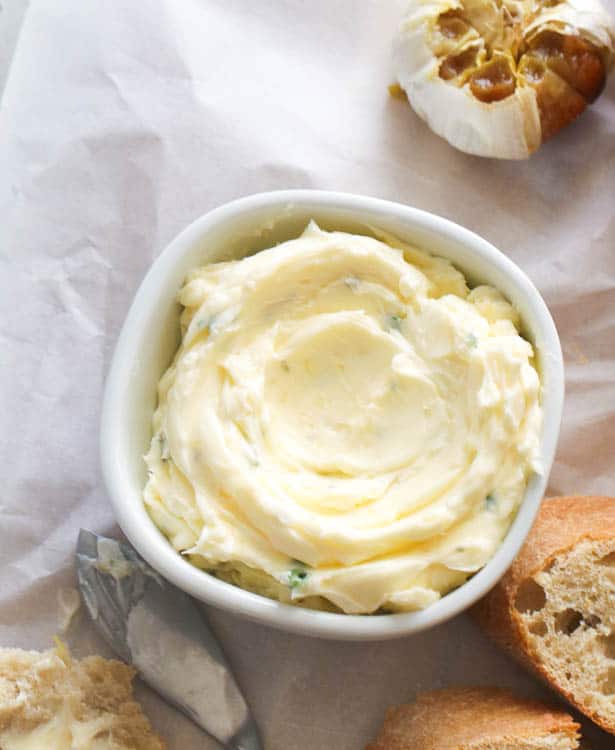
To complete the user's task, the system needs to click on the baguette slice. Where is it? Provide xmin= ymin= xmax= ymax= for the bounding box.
xmin=366 ymin=686 xmax=580 ymax=749
xmin=473 ymin=496 xmax=615 ymax=735
xmin=0 ymin=643 xmax=166 ymax=749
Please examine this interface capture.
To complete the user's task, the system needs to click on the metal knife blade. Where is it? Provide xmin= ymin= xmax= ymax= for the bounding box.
xmin=76 ymin=529 xmax=262 ymax=750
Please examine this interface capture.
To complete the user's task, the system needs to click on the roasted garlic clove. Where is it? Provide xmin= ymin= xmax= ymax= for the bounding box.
xmin=393 ymin=0 xmax=615 ymax=158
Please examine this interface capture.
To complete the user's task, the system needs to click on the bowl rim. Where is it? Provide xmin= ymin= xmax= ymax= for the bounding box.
xmin=100 ymin=189 xmax=564 ymax=641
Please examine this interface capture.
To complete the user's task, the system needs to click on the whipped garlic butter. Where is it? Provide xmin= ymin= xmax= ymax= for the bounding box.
xmin=144 ymin=223 xmax=542 ymax=614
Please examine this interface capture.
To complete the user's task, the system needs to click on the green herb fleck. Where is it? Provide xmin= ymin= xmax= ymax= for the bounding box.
xmin=197 ymin=314 xmax=219 ymax=334
xmin=485 ymin=493 xmax=497 ymax=511
xmin=455 ymin=546 xmax=466 ymax=553
xmin=159 ymin=433 xmax=170 ymax=462
xmin=244 ymin=444 xmax=259 ymax=467
xmin=466 ymin=332 xmax=478 ymax=348
xmin=344 ymin=276 xmax=360 ymax=291
xmin=288 ymin=567 xmax=308 ymax=589
xmin=281 ymin=360 xmax=290 ymax=372
xmin=387 ymin=314 xmax=402 ymax=331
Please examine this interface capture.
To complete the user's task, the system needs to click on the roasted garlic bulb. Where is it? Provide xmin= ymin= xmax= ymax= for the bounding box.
xmin=393 ymin=0 xmax=615 ymax=158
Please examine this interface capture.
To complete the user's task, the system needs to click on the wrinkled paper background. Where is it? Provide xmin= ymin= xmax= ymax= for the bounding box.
xmin=1 ymin=1 xmax=615 ymax=748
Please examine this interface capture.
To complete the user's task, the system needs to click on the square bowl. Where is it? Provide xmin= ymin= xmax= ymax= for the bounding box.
xmin=100 ymin=190 xmax=564 ymax=640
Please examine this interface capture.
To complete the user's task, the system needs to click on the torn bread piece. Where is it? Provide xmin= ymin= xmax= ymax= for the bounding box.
xmin=366 ymin=686 xmax=580 ymax=749
xmin=0 ymin=643 xmax=166 ymax=749
xmin=473 ymin=495 xmax=615 ymax=735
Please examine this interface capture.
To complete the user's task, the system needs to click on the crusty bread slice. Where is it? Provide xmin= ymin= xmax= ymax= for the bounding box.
xmin=473 ymin=496 xmax=615 ymax=735
xmin=0 ymin=643 xmax=166 ymax=749
xmin=365 ymin=686 xmax=580 ymax=749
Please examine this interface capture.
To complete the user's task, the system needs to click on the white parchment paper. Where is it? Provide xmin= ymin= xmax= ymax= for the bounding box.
xmin=1 ymin=1 xmax=615 ymax=747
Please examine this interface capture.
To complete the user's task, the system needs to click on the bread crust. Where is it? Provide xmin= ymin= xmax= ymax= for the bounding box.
xmin=472 ymin=496 xmax=615 ymax=735
xmin=365 ymin=686 xmax=580 ymax=749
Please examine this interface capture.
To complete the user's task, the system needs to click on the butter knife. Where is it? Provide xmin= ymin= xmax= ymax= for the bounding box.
xmin=76 ymin=529 xmax=262 ymax=750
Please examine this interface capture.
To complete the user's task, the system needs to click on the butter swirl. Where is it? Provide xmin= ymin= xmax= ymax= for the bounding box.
xmin=144 ymin=223 xmax=542 ymax=613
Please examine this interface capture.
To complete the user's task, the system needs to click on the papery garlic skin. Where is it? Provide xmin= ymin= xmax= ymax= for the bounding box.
xmin=394 ymin=0 xmax=615 ymax=159
xmin=524 ymin=0 xmax=614 ymax=51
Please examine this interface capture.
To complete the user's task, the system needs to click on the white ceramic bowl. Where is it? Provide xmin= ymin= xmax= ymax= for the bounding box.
xmin=100 ymin=190 xmax=564 ymax=641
